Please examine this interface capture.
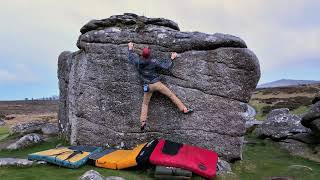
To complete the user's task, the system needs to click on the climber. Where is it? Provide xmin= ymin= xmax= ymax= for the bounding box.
xmin=127 ymin=42 xmax=193 ymax=131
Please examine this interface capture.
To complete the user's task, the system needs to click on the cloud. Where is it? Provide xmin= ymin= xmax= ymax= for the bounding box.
xmin=0 ymin=64 xmax=39 ymax=84
xmin=0 ymin=69 xmax=16 ymax=81
xmin=0 ymin=0 xmax=319 ymax=94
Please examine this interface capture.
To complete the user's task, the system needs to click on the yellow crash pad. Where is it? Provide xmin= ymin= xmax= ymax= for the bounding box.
xmin=31 ymin=147 xmax=90 ymax=163
xmin=96 ymin=143 xmax=146 ymax=169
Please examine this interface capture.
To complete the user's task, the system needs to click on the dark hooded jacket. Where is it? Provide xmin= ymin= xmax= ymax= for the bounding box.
xmin=128 ymin=49 xmax=173 ymax=84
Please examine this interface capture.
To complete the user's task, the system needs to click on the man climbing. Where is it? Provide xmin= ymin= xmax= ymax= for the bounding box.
xmin=128 ymin=42 xmax=193 ymax=131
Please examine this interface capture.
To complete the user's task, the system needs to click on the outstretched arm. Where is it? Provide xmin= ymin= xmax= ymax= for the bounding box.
xmin=154 ymin=52 xmax=177 ymax=70
xmin=128 ymin=42 xmax=140 ymax=65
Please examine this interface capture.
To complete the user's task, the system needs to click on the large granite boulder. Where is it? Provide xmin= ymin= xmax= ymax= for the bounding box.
xmin=58 ymin=13 xmax=260 ymax=161
xmin=254 ymin=108 xmax=310 ymax=140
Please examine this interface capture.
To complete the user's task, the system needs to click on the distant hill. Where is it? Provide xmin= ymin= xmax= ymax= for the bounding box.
xmin=257 ymin=79 xmax=320 ymax=88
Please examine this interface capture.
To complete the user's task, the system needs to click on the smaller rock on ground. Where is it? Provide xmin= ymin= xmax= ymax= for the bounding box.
xmin=287 ymin=164 xmax=313 ymax=172
xmin=0 ymin=158 xmax=33 ymax=167
xmin=10 ymin=121 xmax=59 ymax=136
xmin=301 ymin=101 xmax=320 ymax=136
xmin=78 ymin=170 xmax=105 ymax=180
xmin=79 ymin=170 xmax=126 ymax=180
xmin=41 ymin=123 xmax=59 ymax=135
xmin=6 ymin=133 xmax=42 ymax=150
xmin=216 ymin=158 xmax=232 ymax=175
xmin=265 ymin=176 xmax=293 ymax=180
xmin=105 ymin=177 xmax=126 ymax=180
xmin=279 ymin=139 xmax=320 ymax=163
xmin=288 ymin=132 xmax=320 ymax=144
xmin=245 ymin=119 xmax=263 ymax=134
xmin=254 ymin=108 xmax=309 ymax=139
xmin=0 ymin=119 xmax=5 ymax=126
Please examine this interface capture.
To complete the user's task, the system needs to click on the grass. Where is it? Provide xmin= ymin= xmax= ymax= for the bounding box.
xmin=0 ymin=165 xmax=154 ymax=180
xmin=291 ymin=106 xmax=309 ymax=116
xmin=231 ymin=136 xmax=320 ymax=180
xmin=249 ymin=100 xmax=267 ymax=120
xmin=0 ymin=136 xmax=156 ymax=180
xmin=1 ymin=129 xmax=320 ymax=179
xmin=250 ymin=101 xmax=310 ymax=121
xmin=0 ymin=126 xmax=10 ymax=141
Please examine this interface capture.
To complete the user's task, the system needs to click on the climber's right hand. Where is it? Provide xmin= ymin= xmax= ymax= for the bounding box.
xmin=128 ymin=42 xmax=134 ymax=50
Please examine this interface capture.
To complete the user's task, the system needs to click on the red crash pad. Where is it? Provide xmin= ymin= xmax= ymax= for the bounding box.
xmin=149 ymin=139 xmax=218 ymax=179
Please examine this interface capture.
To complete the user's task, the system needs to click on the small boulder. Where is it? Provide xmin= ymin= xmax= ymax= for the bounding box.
xmin=78 ymin=170 xmax=105 ymax=180
xmin=0 ymin=158 xmax=33 ymax=167
xmin=10 ymin=122 xmax=46 ymax=135
xmin=245 ymin=119 xmax=263 ymax=134
xmin=105 ymin=177 xmax=126 ymax=180
xmin=265 ymin=177 xmax=293 ymax=180
xmin=6 ymin=133 xmax=42 ymax=150
xmin=301 ymin=101 xmax=320 ymax=136
xmin=0 ymin=119 xmax=5 ymax=126
xmin=287 ymin=164 xmax=312 ymax=172
xmin=4 ymin=116 xmax=15 ymax=120
xmin=10 ymin=121 xmax=59 ymax=136
xmin=254 ymin=108 xmax=309 ymax=140
xmin=266 ymin=108 xmax=289 ymax=119
xmin=41 ymin=123 xmax=59 ymax=135
xmin=279 ymin=139 xmax=320 ymax=163
xmin=311 ymin=92 xmax=320 ymax=104
xmin=288 ymin=132 xmax=320 ymax=144
xmin=35 ymin=161 xmax=47 ymax=165
xmin=216 ymin=158 xmax=232 ymax=175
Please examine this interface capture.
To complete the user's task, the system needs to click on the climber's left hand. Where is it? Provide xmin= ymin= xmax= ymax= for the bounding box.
xmin=171 ymin=52 xmax=178 ymax=60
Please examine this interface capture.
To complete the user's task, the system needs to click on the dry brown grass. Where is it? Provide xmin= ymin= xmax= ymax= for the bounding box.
xmin=4 ymin=113 xmax=57 ymax=127
xmin=0 ymin=100 xmax=58 ymax=116
xmin=250 ymin=84 xmax=320 ymax=119
xmin=0 ymin=100 xmax=58 ymax=127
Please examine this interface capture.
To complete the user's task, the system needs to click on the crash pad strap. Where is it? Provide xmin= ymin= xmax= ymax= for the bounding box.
xmin=69 ymin=145 xmax=98 ymax=152
xmin=64 ymin=151 xmax=83 ymax=161
xmin=162 ymin=140 xmax=183 ymax=155
xmin=136 ymin=139 xmax=158 ymax=166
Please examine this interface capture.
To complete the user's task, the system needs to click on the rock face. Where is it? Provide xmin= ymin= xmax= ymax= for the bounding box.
xmin=58 ymin=13 xmax=260 ymax=161
xmin=254 ymin=108 xmax=309 ymax=140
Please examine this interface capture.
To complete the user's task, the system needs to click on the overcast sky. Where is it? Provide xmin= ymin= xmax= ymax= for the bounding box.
xmin=0 ymin=0 xmax=319 ymax=100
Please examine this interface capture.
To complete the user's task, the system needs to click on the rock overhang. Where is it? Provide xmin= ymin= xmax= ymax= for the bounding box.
xmin=77 ymin=13 xmax=247 ymax=52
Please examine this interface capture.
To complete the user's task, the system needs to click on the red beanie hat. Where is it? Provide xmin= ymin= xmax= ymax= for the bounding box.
xmin=142 ymin=48 xmax=150 ymax=59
